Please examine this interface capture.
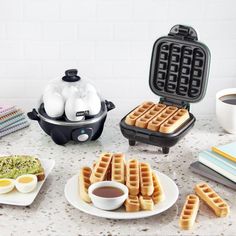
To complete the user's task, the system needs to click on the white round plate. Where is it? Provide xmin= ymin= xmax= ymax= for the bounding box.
xmin=64 ymin=170 xmax=179 ymax=220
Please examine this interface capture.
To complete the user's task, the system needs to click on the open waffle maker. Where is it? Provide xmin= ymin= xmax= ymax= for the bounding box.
xmin=120 ymin=25 xmax=211 ymax=154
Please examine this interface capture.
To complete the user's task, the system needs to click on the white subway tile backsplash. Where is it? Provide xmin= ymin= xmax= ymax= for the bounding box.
xmin=6 ymin=22 xmax=41 ymax=40
xmin=208 ymin=39 xmax=236 ymax=59
xmin=42 ymin=22 xmax=77 ymax=41
xmin=22 ymin=0 xmax=60 ymax=21
xmin=0 ymin=0 xmax=236 ymax=116
xmin=24 ymin=42 xmax=60 ymax=60
xmin=0 ymin=0 xmax=22 ymax=20
xmin=95 ymin=42 xmax=130 ymax=60
xmin=0 ymin=24 xmax=6 ymax=39
xmin=0 ymin=41 xmax=23 ymax=60
xmin=205 ymin=0 xmax=236 ymax=20
xmin=133 ymin=0 xmax=169 ymax=21
xmin=114 ymin=22 xmax=149 ymax=41
xmin=0 ymin=61 xmax=42 ymax=78
xmin=77 ymin=22 xmax=114 ymax=41
xmin=41 ymin=61 xmax=79 ymax=80
xmin=130 ymin=41 xmax=152 ymax=60
xmin=60 ymin=42 xmax=95 ymax=60
xmin=112 ymin=60 xmax=148 ymax=77
xmin=168 ymin=0 xmax=204 ymax=21
xmin=97 ymin=0 xmax=132 ymax=21
xmin=61 ymin=0 xmax=96 ymax=20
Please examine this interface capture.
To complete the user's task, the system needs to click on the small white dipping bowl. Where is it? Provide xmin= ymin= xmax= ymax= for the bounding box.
xmin=88 ymin=181 xmax=128 ymax=211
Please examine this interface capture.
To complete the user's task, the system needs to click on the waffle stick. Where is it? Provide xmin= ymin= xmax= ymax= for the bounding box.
xmin=92 ymin=161 xmax=111 ymax=180
xmin=125 ymin=101 xmax=154 ymax=126
xmin=139 ymin=162 xmax=154 ymax=196
xmin=139 ymin=195 xmax=154 ymax=211
xmin=179 ymin=194 xmax=199 ymax=230
xmin=125 ymin=195 xmax=140 ymax=212
xmin=152 ymin=172 xmax=165 ymax=204
xmin=126 ymin=159 xmax=139 ymax=195
xmin=79 ymin=167 xmax=92 ymax=203
xmin=147 ymin=106 xmax=178 ymax=131
xmin=111 ymin=153 xmax=125 ymax=184
xmin=195 ymin=182 xmax=230 ymax=217
xmin=90 ymin=153 xmax=113 ymax=183
xmin=159 ymin=108 xmax=189 ymax=134
xmin=135 ymin=103 xmax=166 ymax=128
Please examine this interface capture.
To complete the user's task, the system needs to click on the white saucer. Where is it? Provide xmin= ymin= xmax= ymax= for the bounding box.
xmin=64 ymin=170 xmax=179 ymax=219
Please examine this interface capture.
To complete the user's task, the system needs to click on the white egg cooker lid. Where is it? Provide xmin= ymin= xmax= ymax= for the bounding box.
xmin=42 ymin=69 xmax=103 ymax=122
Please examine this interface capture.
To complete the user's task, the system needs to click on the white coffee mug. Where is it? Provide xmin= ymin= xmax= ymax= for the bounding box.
xmin=216 ymin=88 xmax=236 ymax=134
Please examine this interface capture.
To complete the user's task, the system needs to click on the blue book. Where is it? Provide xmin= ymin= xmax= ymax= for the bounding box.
xmin=212 ymin=142 xmax=236 ymax=163
xmin=198 ymin=150 xmax=236 ymax=183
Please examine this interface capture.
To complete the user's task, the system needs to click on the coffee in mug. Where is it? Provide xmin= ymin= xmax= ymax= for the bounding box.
xmin=219 ymin=94 xmax=236 ymax=105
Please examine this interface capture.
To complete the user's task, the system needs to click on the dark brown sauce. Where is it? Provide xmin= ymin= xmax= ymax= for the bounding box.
xmin=93 ymin=186 xmax=124 ymax=198
xmin=220 ymin=94 xmax=236 ymax=105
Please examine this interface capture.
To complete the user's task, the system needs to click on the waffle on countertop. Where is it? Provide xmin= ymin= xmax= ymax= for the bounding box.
xmin=179 ymin=194 xmax=199 ymax=230
xmin=125 ymin=101 xmax=190 ymax=134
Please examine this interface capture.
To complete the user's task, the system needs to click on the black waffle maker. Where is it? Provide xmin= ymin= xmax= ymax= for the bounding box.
xmin=120 ymin=25 xmax=211 ymax=154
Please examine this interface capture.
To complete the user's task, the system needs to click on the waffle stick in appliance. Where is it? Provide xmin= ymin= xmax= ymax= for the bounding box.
xmin=126 ymin=159 xmax=139 ymax=195
xmin=139 ymin=162 xmax=154 ymax=196
xmin=179 ymin=194 xmax=199 ymax=230
xmin=147 ymin=106 xmax=178 ymax=131
xmin=125 ymin=195 xmax=140 ymax=212
xmin=111 ymin=153 xmax=125 ymax=184
xmin=159 ymin=108 xmax=190 ymax=134
xmin=90 ymin=153 xmax=113 ymax=183
xmin=194 ymin=182 xmax=230 ymax=217
xmin=79 ymin=167 xmax=92 ymax=203
xmin=125 ymin=101 xmax=155 ymax=126
xmin=152 ymin=172 xmax=165 ymax=204
xmin=135 ymin=103 xmax=166 ymax=128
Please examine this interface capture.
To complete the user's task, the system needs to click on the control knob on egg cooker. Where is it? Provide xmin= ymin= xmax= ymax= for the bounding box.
xmin=27 ymin=69 xmax=115 ymax=145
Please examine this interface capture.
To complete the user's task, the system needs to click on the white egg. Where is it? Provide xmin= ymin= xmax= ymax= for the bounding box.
xmin=86 ymin=83 xmax=97 ymax=94
xmin=62 ymin=86 xmax=78 ymax=100
xmin=43 ymin=92 xmax=65 ymax=118
xmin=15 ymin=174 xmax=37 ymax=194
xmin=44 ymin=84 xmax=61 ymax=95
xmin=0 ymin=178 xmax=15 ymax=194
xmin=65 ymin=97 xmax=88 ymax=121
xmin=85 ymin=92 xmax=101 ymax=115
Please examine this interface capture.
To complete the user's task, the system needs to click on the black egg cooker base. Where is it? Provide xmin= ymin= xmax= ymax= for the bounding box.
xmin=28 ymin=100 xmax=115 ymax=145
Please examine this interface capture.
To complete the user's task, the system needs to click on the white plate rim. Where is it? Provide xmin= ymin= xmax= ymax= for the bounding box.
xmin=64 ymin=170 xmax=179 ymax=220
xmin=0 ymin=158 xmax=55 ymax=206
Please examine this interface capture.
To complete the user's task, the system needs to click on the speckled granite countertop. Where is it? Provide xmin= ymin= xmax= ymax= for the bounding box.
xmin=0 ymin=117 xmax=235 ymax=236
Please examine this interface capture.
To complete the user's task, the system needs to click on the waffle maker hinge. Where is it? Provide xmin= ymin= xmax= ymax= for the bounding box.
xmin=168 ymin=25 xmax=198 ymax=41
xmin=159 ymin=97 xmax=190 ymax=111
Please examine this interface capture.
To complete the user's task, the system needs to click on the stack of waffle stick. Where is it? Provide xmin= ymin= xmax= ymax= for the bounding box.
xmin=79 ymin=152 xmax=165 ymax=212
xmin=125 ymin=101 xmax=190 ymax=133
xmin=179 ymin=182 xmax=230 ymax=230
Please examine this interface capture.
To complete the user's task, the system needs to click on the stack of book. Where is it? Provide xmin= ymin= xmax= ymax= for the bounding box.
xmin=0 ymin=105 xmax=29 ymax=138
xmin=191 ymin=142 xmax=236 ymax=189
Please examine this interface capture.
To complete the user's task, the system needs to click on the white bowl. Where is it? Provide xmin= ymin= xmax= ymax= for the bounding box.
xmin=88 ymin=181 xmax=128 ymax=211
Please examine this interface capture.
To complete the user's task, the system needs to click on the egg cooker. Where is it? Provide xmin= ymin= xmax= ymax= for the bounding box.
xmin=28 ymin=69 xmax=115 ymax=145
xmin=120 ymin=25 xmax=211 ymax=154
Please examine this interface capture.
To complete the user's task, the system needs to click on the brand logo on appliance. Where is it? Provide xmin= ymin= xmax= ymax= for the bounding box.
xmin=76 ymin=110 xmax=89 ymax=117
